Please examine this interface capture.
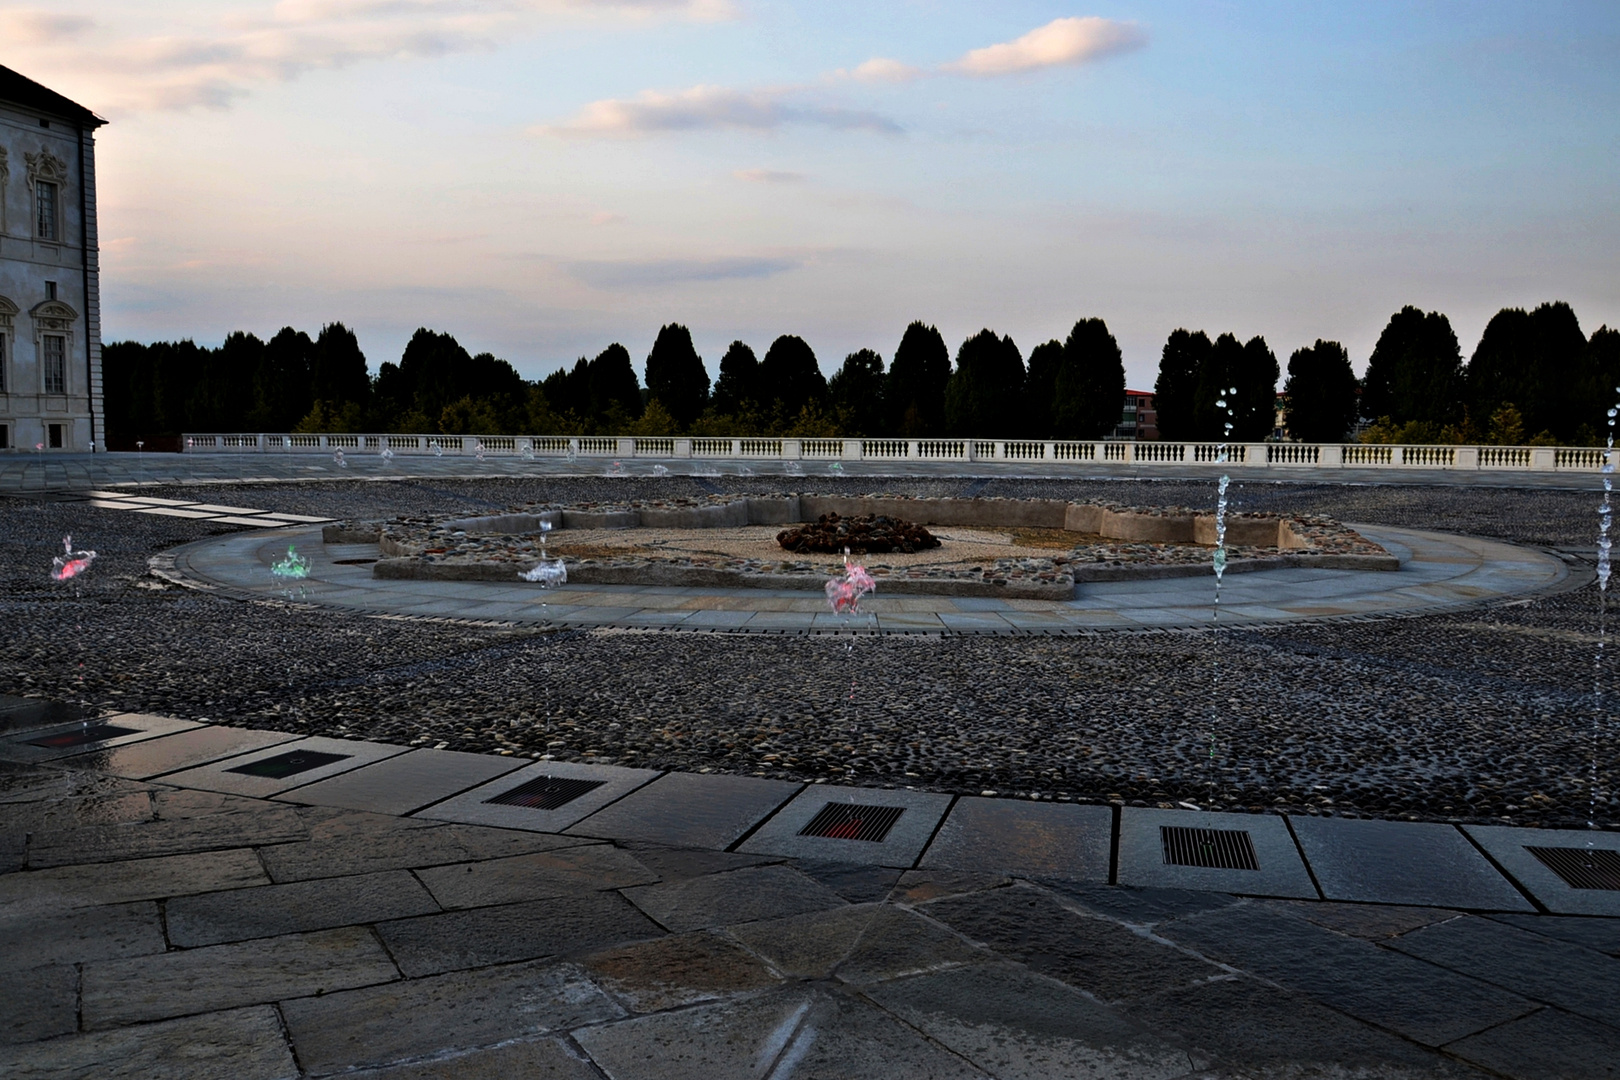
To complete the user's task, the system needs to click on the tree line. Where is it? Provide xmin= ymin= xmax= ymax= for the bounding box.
xmin=103 ymin=300 xmax=1620 ymax=447
xmin=104 ymin=320 xmax=1128 ymax=442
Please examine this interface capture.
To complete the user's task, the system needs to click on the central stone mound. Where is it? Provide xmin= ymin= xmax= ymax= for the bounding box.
xmin=776 ymin=513 xmax=941 ymax=555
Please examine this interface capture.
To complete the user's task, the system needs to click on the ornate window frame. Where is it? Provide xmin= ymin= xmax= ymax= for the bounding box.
xmin=25 ymin=149 xmax=68 ymax=243
xmin=30 ymin=298 xmax=77 ymax=397
xmin=0 ymin=295 xmax=15 ymax=395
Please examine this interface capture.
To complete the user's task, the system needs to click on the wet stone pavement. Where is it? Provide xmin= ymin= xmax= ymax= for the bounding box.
xmin=3 ymin=717 xmax=1620 ymax=1079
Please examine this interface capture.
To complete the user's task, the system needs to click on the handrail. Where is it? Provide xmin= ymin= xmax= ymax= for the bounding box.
xmin=175 ymin=434 xmax=1615 ymax=472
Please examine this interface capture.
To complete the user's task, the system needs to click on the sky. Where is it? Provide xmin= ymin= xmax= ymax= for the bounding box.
xmin=6 ymin=0 xmax=1619 ymax=389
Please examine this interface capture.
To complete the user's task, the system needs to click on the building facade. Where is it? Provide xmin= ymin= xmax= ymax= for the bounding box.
xmin=0 ymin=66 xmax=105 ymax=452
xmin=1115 ymin=389 xmax=1159 ymax=440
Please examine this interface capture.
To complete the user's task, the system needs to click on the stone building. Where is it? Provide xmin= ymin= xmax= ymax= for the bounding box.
xmin=0 ymin=65 xmax=105 ymax=452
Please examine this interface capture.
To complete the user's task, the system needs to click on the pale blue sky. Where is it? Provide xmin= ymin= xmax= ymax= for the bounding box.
xmin=8 ymin=0 xmax=1617 ymax=388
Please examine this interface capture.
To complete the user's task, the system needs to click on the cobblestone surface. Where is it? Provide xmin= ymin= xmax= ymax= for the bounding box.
xmin=0 ymin=476 xmax=1610 ymax=830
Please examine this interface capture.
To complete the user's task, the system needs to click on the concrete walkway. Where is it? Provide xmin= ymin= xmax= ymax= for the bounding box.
xmin=159 ymin=523 xmax=1571 ymax=634
xmin=2 ymin=698 xmax=1619 ymax=1078
xmin=1 ymin=449 xmax=1615 ymax=493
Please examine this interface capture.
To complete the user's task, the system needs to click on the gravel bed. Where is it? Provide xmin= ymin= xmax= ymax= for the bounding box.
xmin=0 ymin=477 xmax=1613 ymax=830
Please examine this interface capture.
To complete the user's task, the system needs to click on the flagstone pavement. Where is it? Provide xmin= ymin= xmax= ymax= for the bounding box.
xmin=3 ymin=698 xmax=1619 ymax=1079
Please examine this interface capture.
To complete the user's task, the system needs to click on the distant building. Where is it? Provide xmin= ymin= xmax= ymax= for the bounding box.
xmin=1116 ymin=389 xmax=1158 ymax=440
xmin=0 ymin=65 xmax=106 ymax=452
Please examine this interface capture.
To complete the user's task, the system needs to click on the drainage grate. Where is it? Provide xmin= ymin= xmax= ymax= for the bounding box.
xmin=227 ymin=749 xmax=351 ymax=780
xmin=1161 ymin=826 xmax=1260 ymax=871
xmin=26 ymin=723 xmax=140 ymax=749
xmin=798 ymin=802 xmax=905 ymax=843
xmin=332 ymin=558 xmax=378 ymax=565
xmin=1527 ymin=845 xmax=1620 ymax=890
xmin=484 ymin=775 xmax=606 ymax=810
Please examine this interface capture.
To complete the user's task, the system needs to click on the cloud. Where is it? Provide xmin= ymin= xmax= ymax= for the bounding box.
xmin=538 ymin=85 xmax=901 ymax=137
xmin=0 ymin=10 xmax=94 ymax=44
xmin=589 ymin=211 xmax=626 ymax=225
xmin=844 ymin=57 xmax=923 ymax=84
xmin=5 ymin=0 xmax=737 ymax=113
xmin=733 ymin=168 xmax=805 ymax=183
xmin=942 ymin=16 xmax=1146 ymax=77
xmin=569 ymin=255 xmax=802 ymax=288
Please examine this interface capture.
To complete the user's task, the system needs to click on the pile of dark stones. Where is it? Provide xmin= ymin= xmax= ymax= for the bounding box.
xmin=776 ymin=512 xmax=942 ymax=554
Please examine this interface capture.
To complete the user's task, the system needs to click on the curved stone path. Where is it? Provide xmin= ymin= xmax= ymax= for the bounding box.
xmin=162 ymin=524 xmax=1571 ymax=634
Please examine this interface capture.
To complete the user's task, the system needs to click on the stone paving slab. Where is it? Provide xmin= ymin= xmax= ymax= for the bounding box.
xmin=1290 ymin=816 xmax=1533 ymax=911
xmin=165 ymin=868 xmax=443 ymax=947
xmin=919 ymin=797 xmax=1112 ymax=879
xmin=1 ymin=964 xmax=79 ymax=1045
xmin=1160 ymin=902 xmax=1537 ymax=1047
xmin=1116 ymin=807 xmax=1318 ymax=898
xmin=1387 ymin=914 xmax=1620 ymax=1028
xmin=280 ymin=959 xmax=623 ymax=1075
xmin=1442 ymin=1005 xmax=1620 ymax=1080
xmin=413 ymin=844 xmax=656 ymax=909
xmin=622 ymin=863 xmax=848 ymax=932
xmin=566 ymin=771 xmax=803 ymax=849
xmin=0 ymin=900 xmax=167 ymax=973
xmin=0 ymin=848 xmax=270 ymax=913
xmin=378 ymin=891 xmax=665 ymax=978
xmin=60 ymin=724 xmax=301 ymax=780
xmin=277 ymin=747 xmax=525 ymax=815
xmin=0 ymin=713 xmax=202 ymax=764
xmin=81 ymin=925 xmax=399 ymax=1030
xmin=574 ymin=985 xmax=991 ymax=1080
xmin=417 ymin=759 xmax=663 ymax=833
xmin=257 ymin=816 xmax=592 ymax=883
xmin=158 ymin=734 xmax=411 ymax=797
xmin=0 ymin=1005 xmax=298 ymax=1080
xmin=1462 ymin=823 xmax=1620 ymax=916
xmin=867 ymin=962 xmax=1197 ymax=1080
xmin=27 ymin=814 xmax=308 ymax=875
xmin=737 ymin=784 xmax=953 ymax=867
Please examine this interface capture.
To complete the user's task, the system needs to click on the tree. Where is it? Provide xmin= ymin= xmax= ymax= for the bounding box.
xmin=1282 ymin=340 xmax=1358 ymax=442
xmin=1361 ymin=306 xmax=1464 ymax=427
xmin=828 ymin=348 xmax=886 ymax=435
xmin=1053 ymin=318 xmax=1126 ymax=440
xmin=310 ymin=323 xmax=370 ymax=409
xmin=945 ymin=330 xmax=1025 ymax=435
xmin=885 ymin=321 xmax=950 ymax=437
xmin=711 ymin=341 xmax=761 ymax=415
xmin=258 ymin=328 xmax=316 ymax=430
xmin=1023 ymin=340 xmax=1063 ymax=437
xmin=1231 ymin=335 xmax=1280 ymax=441
xmin=1578 ymin=326 xmax=1620 ymax=444
xmin=397 ymin=328 xmax=473 ymax=421
xmin=585 ymin=343 xmax=643 ymax=423
xmin=1192 ymin=333 xmax=1243 ymax=439
xmin=1467 ymin=302 xmax=1586 ymax=442
xmin=1153 ymin=329 xmax=1211 ymax=440
xmin=758 ymin=334 xmax=826 ymax=421
xmin=644 ymin=323 xmax=710 ymax=428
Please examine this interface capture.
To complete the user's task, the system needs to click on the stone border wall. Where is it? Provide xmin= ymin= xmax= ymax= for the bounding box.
xmin=334 ymin=495 xmax=1397 ymax=599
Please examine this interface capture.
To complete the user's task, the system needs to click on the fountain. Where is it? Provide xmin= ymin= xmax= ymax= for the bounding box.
xmin=50 ymin=535 xmax=96 ymax=582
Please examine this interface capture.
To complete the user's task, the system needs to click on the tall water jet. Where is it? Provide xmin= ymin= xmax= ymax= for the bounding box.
xmin=1208 ymin=386 xmax=1237 ymax=808
xmin=1595 ymin=395 xmax=1619 ymax=834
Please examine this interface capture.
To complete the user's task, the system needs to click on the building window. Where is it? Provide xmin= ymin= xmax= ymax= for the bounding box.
xmin=0 ymin=332 xmax=6 ymax=393
xmin=43 ymin=334 xmax=65 ymax=394
xmin=45 ymin=281 xmax=56 ymax=301
xmin=0 ymin=425 xmax=9 ymax=449
xmin=48 ymin=423 xmax=63 ymax=448
xmin=36 ymin=181 xmax=58 ymax=241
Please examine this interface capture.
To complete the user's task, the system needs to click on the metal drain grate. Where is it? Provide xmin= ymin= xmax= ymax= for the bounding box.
xmin=484 ymin=775 xmax=606 ymax=811
xmin=26 ymin=723 xmax=140 ymax=749
xmin=1161 ymin=826 xmax=1260 ymax=871
xmin=798 ymin=802 xmax=905 ymax=843
xmin=1527 ymin=845 xmax=1620 ymax=890
xmin=227 ymin=749 xmax=351 ymax=780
